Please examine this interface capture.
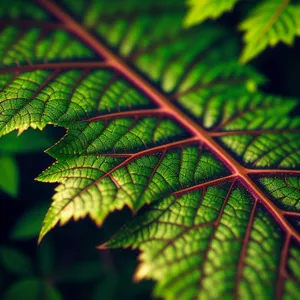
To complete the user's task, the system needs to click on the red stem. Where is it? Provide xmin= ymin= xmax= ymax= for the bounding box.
xmin=283 ymin=211 xmax=300 ymax=218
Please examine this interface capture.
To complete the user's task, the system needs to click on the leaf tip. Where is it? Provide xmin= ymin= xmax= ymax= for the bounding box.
xmin=37 ymin=220 xmax=53 ymax=245
xmin=238 ymin=54 xmax=248 ymax=65
xmin=245 ymin=79 xmax=258 ymax=93
xmin=37 ymin=232 xmax=45 ymax=245
xmin=17 ymin=128 xmax=25 ymax=136
xmin=133 ymin=263 xmax=151 ymax=282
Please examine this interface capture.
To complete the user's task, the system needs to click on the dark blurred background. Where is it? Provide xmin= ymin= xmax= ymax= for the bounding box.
xmin=1 ymin=1 xmax=300 ymax=300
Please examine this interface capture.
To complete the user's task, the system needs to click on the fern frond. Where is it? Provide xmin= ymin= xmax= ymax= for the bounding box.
xmin=239 ymin=0 xmax=300 ymax=63
xmin=184 ymin=0 xmax=238 ymax=27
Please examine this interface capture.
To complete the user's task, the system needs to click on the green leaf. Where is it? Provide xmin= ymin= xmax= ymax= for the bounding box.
xmin=0 ymin=156 xmax=19 ymax=198
xmin=285 ymin=247 xmax=300 ymax=297
xmin=210 ymin=93 xmax=300 ymax=168
xmin=104 ymin=186 xmax=284 ymax=299
xmin=259 ymin=176 xmax=300 ymax=211
xmin=0 ymin=246 xmax=33 ymax=276
xmin=10 ymin=202 xmax=49 ymax=240
xmin=0 ymin=0 xmax=299 ymax=299
xmin=37 ymin=145 xmax=230 ymax=240
xmin=0 ymin=129 xmax=54 ymax=154
xmin=0 ymin=0 xmax=48 ymax=20
xmin=239 ymin=0 xmax=300 ymax=63
xmin=184 ymin=0 xmax=238 ymax=27
xmin=3 ymin=279 xmax=62 ymax=300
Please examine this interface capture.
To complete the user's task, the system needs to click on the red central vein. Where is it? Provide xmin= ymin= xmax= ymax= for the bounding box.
xmin=37 ymin=0 xmax=300 ymax=244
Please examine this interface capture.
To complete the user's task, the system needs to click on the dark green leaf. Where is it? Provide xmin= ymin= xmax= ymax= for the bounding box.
xmin=10 ymin=202 xmax=49 ymax=240
xmin=0 ymin=129 xmax=54 ymax=155
xmin=38 ymin=239 xmax=54 ymax=277
xmin=3 ymin=279 xmax=62 ymax=300
xmin=0 ymin=156 xmax=19 ymax=198
xmin=0 ymin=246 xmax=33 ymax=276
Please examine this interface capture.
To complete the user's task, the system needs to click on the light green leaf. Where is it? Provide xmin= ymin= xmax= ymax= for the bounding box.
xmin=37 ymin=147 xmax=229 ymax=240
xmin=211 ymin=93 xmax=300 ymax=168
xmin=0 ymin=24 xmax=95 ymax=68
xmin=0 ymin=69 xmax=153 ymax=136
xmin=104 ymin=186 xmax=283 ymax=299
xmin=239 ymin=1 xmax=300 ymax=63
xmin=0 ymin=156 xmax=19 ymax=198
xmin=0 ymin=246 xmax=33 ymax=276
xmin=184 ymin=0 xmax=238 ymax=27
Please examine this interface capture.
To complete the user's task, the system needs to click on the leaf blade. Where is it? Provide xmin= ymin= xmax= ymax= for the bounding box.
xmin=0 ymin=1 xmax=299 ymax=298
xmin=239 ymin=0 xmax=300 ymax=63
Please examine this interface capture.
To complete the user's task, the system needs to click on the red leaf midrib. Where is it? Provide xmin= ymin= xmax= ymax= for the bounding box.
xmin=36 ymin=0 xmax=300 ymax=245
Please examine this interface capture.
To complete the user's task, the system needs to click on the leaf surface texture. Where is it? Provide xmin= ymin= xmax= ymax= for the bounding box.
xmin=0 ymin=0 xmax=299 ymax=299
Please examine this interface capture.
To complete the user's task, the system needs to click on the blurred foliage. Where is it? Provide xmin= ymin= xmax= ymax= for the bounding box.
xmin=184 ymin=0 xmax=238 ymax=27
xmin=0 ymin=156 xmax=18 ymax=198
xmin=185 ymin=0 xmax=300 ymax=63
xmin=0 ymin=129 xmax=54 ymax=198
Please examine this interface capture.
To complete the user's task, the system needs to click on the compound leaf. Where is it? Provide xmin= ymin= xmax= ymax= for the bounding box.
xmin=0 ymin=0 xmax=299 ymax=299
xmin=239 ymin=0 xmax=300 ymax=63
